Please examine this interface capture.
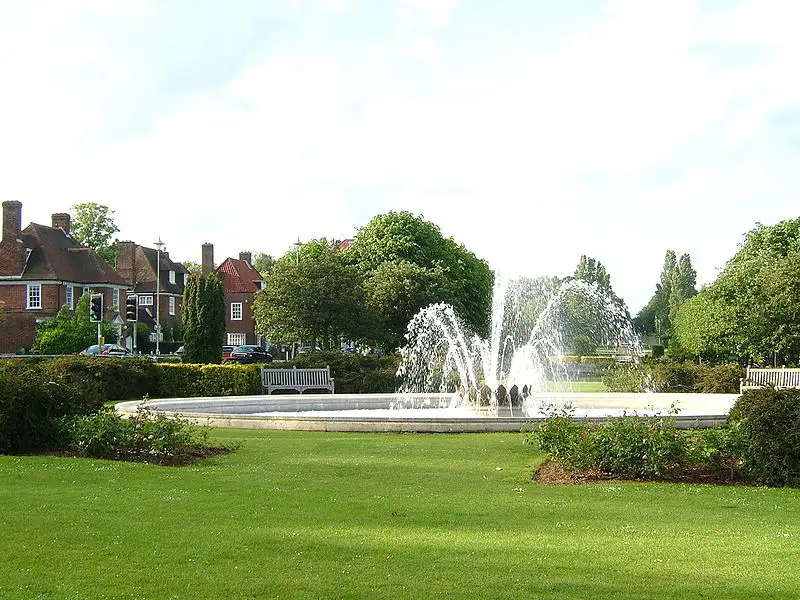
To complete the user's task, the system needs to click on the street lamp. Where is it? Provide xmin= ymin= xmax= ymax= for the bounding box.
xmin=154 ymin=236 xmax=165 ymax=356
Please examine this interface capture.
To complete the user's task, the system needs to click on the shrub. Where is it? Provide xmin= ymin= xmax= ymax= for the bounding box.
xmin=601 ymin=364 xmax=648 ymax=392
xmin=0 ymin=360 xmax=101 ymax=453
xmin=155 ymin=363 xmax=261 ymax=398
xmin=728 ymin=388 xmax=800 ymax=486
xmin=525 ymin=411 xmax=595 ymax=473
xmin=60 ymin=405 xmax=218 ymax=465
xmin=651 ymin=345 xmax=664 ymax=358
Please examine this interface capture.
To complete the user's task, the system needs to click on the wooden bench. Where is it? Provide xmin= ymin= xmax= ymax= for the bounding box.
xmin=261 ymin=366 xmax=335 ymax=394
xmin=740 ymin=367 xmax=800 ymax=393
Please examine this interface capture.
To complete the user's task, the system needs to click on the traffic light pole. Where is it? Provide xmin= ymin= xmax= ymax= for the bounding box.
xmin=97 ymin=321 xmax=101 ymax=348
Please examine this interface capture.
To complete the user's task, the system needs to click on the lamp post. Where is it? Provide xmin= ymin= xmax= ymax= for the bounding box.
xmin=154 ymin=237 xmax=164 ymax=356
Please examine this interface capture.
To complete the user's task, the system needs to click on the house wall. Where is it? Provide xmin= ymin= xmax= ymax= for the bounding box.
xmin=0 ymin=283 xmax=126 ymax=354
xmin=224 ymin=291 xmax=257 ymax=345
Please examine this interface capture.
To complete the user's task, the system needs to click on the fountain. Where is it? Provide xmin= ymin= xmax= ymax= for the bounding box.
xmin=115 ymin=273 xmax=738 ymax=431
xmin=395 ymin=274 xmax=644 ymax=417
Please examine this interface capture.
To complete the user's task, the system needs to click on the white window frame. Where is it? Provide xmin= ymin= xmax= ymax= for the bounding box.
xmin=113 ymin=288 xmax=120 ymax=310
xmin=27 ymin=284 xmax=42 ymax=309
xmin=138 ymin=295 xmax=153 ymax=306
xmin=231 ymin=302 xmax=243 ymax=320
xmin=82 ymin=286 xmax=90 ymax=297
xmin=227 ymin=332 xmax=246 ymax=346
xmin=65 ymin=285 xmax=73 ymax=310
xmin=169 ymin=270 xmax=176 ymax=284
xmin=168 ymin=296 xmax=176 ymax=316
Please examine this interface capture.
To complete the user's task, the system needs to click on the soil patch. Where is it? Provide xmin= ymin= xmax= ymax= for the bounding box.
xmin=534 ymin=459 xmax=750 ymax=486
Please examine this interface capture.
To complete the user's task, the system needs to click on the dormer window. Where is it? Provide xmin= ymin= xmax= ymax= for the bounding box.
xmin=169 ymin=270 xmax=176 ymax=284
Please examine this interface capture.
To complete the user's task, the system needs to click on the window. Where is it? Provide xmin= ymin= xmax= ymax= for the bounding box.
xmin=231 ymin=302 xmax=243 ymax=320
xmin=27 ymin=284 xmax=42 ymax=309
xmin=169 ymin=270 xmax=176 ymax=284
xmin=138 ymin=295 xmax=153 ymax=306
xmin=65 ymin=285 xmax=73 ymax=310
xmin=113 ymin=288 xmax=120 ymax=310
xmin=82 ymin=286 xmax=90 ymax=297
xmin=168 ymin=296 xmax=176 ymax=315
xmin=227 ymin=332 xmax=246 ymax=346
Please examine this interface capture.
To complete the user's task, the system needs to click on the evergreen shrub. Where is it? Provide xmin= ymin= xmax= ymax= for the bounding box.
xmin=729 ymin=388 xmax=800 ymax=487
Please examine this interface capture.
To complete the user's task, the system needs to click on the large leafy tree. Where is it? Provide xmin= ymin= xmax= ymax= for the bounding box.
xmin=182 ymin=273 xmax=226 ymax=363
xmin=253 ymin=239 xmax=368 ymax=349
xmin=252 ymin=252 xmax=275 ymax=276
xmin=672 ymin=219 xmax=800 ymax=363
xmin=347 ymin=211 xmax=492 ymax=348
xmin=634 ymin=250 xmax=697 ymax=343
xmin=32 ymin=293 xmax=117 ymax=354
xmin=70 ymin=203 xmax=120 ymax=267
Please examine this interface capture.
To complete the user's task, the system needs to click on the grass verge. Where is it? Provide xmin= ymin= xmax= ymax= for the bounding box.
xmin=1 ymin=429 xmax=798 ymax=599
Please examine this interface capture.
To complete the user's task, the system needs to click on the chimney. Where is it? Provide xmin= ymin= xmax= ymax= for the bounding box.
xmin=239 ymin=251 xmax=252 ymax=265
xmin=2 ymin=200 xmax=22 ymax=242
xmin=202 ymin=243 xmax=214 ymax=275
xmin=115 ymin=241 xmax=137 ymax=285
xmin=51 ymin=213 xmax=71 ymax=233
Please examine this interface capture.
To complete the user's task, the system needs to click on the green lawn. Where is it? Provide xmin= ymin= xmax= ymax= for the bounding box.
xmin=546 ymin=379 xmax=606 ymax=392
xmin=2 ymin=429 xmax=799 ymax=599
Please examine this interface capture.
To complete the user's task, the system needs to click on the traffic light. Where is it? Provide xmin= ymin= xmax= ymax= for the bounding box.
xmin=125 ymin=295 xmax=138 ymax=321
xmin=89 ymin=293 xmax=103 ymax=323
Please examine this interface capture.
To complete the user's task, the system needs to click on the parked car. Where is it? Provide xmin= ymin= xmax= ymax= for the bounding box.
xmin=79 ymin=344 xmax=132 ymax=357
xmin=221 ymin=345 xmax=235 ymax=362
xmin=174 ymin=346 xmax=185 ymax=355
xmin=229 ymin=345 xmax=273 ymax=364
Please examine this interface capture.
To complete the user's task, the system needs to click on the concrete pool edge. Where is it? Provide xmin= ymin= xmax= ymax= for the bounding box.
xmin=115 ymin=392 xmax=737 ymax=433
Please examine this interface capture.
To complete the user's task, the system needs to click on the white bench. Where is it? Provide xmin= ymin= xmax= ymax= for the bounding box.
xmin=740 ymin=367 xmax=800 ymax=393
xmin=261 ymin=366 xmax=335 ymax=394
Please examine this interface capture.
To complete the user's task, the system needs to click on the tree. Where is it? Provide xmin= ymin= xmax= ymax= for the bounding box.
xmin=573 ymin=255 xmax=613 ymax=295
xmin=182 ymin=261 xmax=201 ymax=275
xmin=634 ymin=250 xmax=697 ymax=344
xmin=347 ymin=211 xmax=492 ymax=346
xmin=32 ymin=293 xmax=117 ymax=355
xmin=70 ymin=203 xmax=120 ymax=266
xmin=182 ymin=273 xmax=226 ymax=363
xmin=253 ymin=239 xmax=368 ymax=349
xmin=252 ymin=252 xmax=275 ymax=276
xmin=672 ymin=219 xmax=800 ymax=363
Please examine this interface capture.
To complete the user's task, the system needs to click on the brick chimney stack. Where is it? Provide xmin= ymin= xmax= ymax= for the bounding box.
xmin=115 ymin=241 xmax=137 ymax=285
xmin=51 ymin=213 xmax=71 ymax=234
xmin=2 ymin=200 xmax=22 ymax=242
xmin=239 ymin=251 xmax=252 ymax=265
xmin=202 ymin=243 xmax=214 ymax=275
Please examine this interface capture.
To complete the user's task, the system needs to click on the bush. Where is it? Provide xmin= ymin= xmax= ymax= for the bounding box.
xmin=643 ymin=360 xmax=744 ymax=394
xmin=60 ymin=405 xmax=219 ymax=465
xmin=728 ymin=388 xmax=800 ymax=487
xmin=525 ymin=412 xmax=595 ymax=473
xmin=651 ymin=344 xmax=665 ymax=358
xmin=601 ymin=364 xmax=648 ymax=392
xmin=155 ymin=363 xmax=261 ymax=398
xmin=0 ymin=360 xmax=102 ymax=453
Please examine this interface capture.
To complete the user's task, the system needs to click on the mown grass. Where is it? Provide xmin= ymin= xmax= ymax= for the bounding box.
xmin=2 ymin=429 xmax=799 ymax=599
xmin=546 ymin=379 xmax=606 ymax=392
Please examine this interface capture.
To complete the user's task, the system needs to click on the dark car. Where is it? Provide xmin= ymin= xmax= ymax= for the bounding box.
xmin=229 ymin=345 xmax=273 ymax=364
xmin=221 ymin=345 xmax=235 ymax=362
xmin=79 ymin=344 xmax=132 ymax=357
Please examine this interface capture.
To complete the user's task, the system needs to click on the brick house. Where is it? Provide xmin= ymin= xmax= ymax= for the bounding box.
xmin=201 ymin=243 xmax=265 ymax=348
xmin=115 ymin=240 xmax=189 ymax=345
xmin=0 ymin=200 xmax=128 ymax=354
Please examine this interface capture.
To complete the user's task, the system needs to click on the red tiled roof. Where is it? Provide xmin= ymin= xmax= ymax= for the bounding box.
xmin=20 ymin=223 xmax=126 ymax=285
xmin=216 ymin=257 xmax=263 ymax=293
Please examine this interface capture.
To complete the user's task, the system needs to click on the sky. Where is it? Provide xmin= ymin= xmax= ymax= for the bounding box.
xmin=2 ymin=0 xmax=799 ymax=314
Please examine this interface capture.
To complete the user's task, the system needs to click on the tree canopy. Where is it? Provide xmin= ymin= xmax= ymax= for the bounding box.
xmin=347 ymin=211 xmax=492 ymax=348
xmin=70 ymin=203 xmax=120 ymax=266
xmin=253 ymin=239 xmax=368 ymax=349
xmin=672 ymin=219 xmax=800 ymax=363
xmin=634 ymin=250 xmax=697 ymax=343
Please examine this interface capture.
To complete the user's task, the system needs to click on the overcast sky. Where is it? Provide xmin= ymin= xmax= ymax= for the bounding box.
xmin=2 ymin=0 xmax=799 ymax=313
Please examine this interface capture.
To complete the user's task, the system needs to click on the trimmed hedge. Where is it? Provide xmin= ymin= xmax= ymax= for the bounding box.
xmin=155 ymin=363 xmax=261 ymax=398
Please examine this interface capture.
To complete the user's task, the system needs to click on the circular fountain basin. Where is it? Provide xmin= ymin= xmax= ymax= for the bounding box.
xmin=115 ymin=392 xmax=739 ymax=433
